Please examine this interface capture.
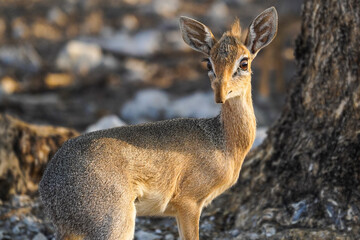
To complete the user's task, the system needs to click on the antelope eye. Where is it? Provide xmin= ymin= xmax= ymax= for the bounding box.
xmin=206 ymin=60 xmax=213 ymax=71
xmin=202 ymin=58 xmax=213 ymax=72
xmin=239 ymin=59 xmax=248 ymax=71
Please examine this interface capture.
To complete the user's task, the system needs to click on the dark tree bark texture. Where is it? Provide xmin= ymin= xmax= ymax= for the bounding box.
xmin=222 ymin=0 xmax=360 ymax=239
xmin=0 ymin=114 xmax=78 ymax=200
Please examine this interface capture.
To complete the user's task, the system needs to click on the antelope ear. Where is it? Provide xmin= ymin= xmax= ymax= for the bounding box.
xmin=245 ymin=7 xmax=278 ymax=57
xmin=179 ymin=16 xmax=216 ymax=55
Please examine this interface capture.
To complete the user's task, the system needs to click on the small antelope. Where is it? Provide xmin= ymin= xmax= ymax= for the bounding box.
xmin=39 ymin=7 xmax=277 ymax=240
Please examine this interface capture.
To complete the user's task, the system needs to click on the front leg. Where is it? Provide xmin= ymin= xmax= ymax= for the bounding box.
xmin=175 ymin=201 xmax=202 ymax=240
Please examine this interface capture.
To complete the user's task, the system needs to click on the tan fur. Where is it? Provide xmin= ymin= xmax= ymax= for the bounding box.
xmin=39 ymin=7 xmax=277 ymax=240
xmin=62 ymin=234 xmax=84 ymax=240
xmin=230 ymin=18 xmax=241 ymax=36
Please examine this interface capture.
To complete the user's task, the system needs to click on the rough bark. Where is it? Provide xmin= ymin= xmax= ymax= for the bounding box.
xmin=222 ymin=0 xmax=360 ymax=239
xmin=0 ymin=114 xmax=78 ymax=200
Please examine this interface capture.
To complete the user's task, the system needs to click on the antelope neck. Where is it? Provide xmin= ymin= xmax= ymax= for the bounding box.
xmin=220 ymin=87 xmax=256 ymax=171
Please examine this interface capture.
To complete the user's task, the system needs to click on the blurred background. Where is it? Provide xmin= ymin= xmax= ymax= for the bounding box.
xmin=0 ymin=0 xmax=302 ymax=142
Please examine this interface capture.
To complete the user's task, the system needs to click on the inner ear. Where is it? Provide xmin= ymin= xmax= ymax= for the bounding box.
xmin=179 ymin=16 xmax=216 ymax=55
xmin=245 ymin=7 xmax=278 ymax=56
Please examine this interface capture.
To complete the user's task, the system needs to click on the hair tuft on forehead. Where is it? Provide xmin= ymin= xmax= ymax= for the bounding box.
xmin=230 ymin=18 xmax=241 ymax=37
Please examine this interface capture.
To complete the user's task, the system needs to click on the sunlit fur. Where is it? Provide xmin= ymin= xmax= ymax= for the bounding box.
xmin=209 ymin=22 xmax=253 ymax=103
xmin=39 ymin=7 xmax=277 ymax=240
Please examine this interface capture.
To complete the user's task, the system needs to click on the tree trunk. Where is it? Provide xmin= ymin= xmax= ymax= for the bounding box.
xmin=0 ymin=114 xmax=78 ymax=200
xmin=225 ymin=0 xmax=360 ymax=239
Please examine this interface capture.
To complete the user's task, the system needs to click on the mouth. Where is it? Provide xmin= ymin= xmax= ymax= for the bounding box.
xmin=215 ymin=91 xmax=234 ymax=104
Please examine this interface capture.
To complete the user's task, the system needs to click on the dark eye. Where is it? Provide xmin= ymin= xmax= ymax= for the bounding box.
xmin=206 ymin=60 xmax=213 ymax=71
xmin=239 ymin=58 xmax=248 ymax=71
xmin=202 ymin=58 xmax=213 ymax=72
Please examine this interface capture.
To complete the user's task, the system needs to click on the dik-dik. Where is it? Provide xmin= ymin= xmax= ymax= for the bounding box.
xmin=39 ymin=7 xmax=278 ymax=240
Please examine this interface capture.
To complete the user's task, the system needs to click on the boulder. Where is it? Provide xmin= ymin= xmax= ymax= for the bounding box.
xmin=121 ymin=89 xmax=169 ymax=124
xmin=85 ymin=115 xmax=126 ymax=133
xmin=165 ymin=91 xmax=220 ymax=119
xmin=56 ymin=40 xmax=103 ymax=75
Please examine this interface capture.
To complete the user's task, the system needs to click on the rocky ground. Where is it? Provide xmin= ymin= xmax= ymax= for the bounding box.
xmin=0 ymin=0 xmax=303 ymax=239
xmin=0 ymin=195 xmax=239 ymax=240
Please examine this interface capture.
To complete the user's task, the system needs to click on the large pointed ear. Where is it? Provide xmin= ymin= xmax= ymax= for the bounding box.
xmin=179 ymin=16 xmax=216 ymax=55
xmin=245 ymin=7 xmax=278 ymax=57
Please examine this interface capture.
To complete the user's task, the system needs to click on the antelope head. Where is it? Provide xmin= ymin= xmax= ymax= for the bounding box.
xmin=180 ymin=7 xmax=278 ymax=104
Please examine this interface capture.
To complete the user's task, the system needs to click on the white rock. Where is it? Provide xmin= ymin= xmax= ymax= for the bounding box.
xmin=208 ymin=1 xmax=230 ymax=19
xmin=85 ymin=115 xmax=126 ymax=133
xmin=252 ymin=127 xmax=267 ymax=148
xmin=165 ymin=91 xmax=220 ymax=119
xmin=135 ymin=230 xmax=161 ymax=240
xmin=121 ymin=91 xmax=222 ymax=124
xmin=0 ymin=44 xmax=41 ymax=72
xmin=122 ymin=0 xmax=147 ymax=5
xmin=97 ymin=30 xmax=161 ymax=56
xmin=264 ymin=224 xmax=276 ymax=237
xmin=23 ymin=216 xmax=39 ymax=232
xmin=12 ymin=222 xmax=24 ymax=234
xmin=47 ymin=7 xmax=67 ymax=26
xmin=153 ymin=0 xmax=179 ymax=17
xmin=123 ymin=58 xmax=158 ymax=82
xmin=32 ymin=233 xmax=47 ymax=240
xmin=123 ymin=58 xmax=149 ymax=82
xmin=56 ymin=40 xmax=103 ymax=74
xmin=10 ymin=215 xmax=19 ymax=223
xmin=121 ymin=14 xmax=139 ymax=31
xmin=164 ymin=234 xmax=175 ymax=240
xmin=121 ymin=89 xmax=169 ymax=124
xmin=200 ymin=220 xmax=214 ymax=231
xmin=11 ymin=194 xmax=31 ymax=207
